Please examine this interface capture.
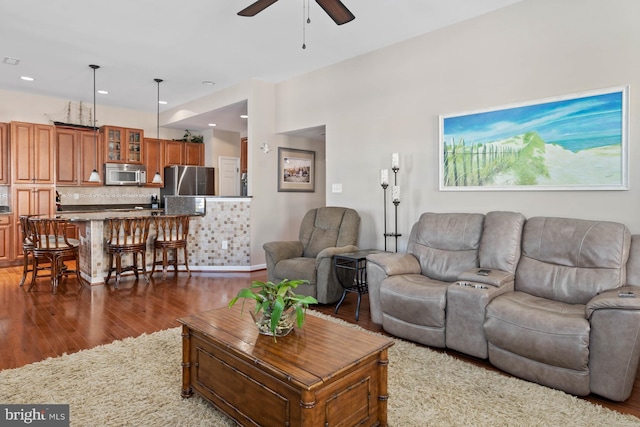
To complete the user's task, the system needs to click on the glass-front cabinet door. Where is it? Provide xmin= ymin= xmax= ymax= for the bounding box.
xmin=101 ymin=126 xmax=143 ymax=164
xmin=102 ymin=126 xmax=123 ymax=162
xmin=125 ymin=128 xmax=143 ymax=163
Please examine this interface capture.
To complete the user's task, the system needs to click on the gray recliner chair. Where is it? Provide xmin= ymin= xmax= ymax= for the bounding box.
xmin=263 ymin=207 xmax=360 ymax=304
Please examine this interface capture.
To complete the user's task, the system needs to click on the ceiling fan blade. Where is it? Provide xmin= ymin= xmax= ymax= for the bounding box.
xmin=238 ymin=0 xmax=279 ymax=17
xmin=315 ymin=0 xmax=355 ymax=25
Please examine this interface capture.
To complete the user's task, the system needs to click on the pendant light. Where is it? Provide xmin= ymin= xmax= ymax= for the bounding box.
xmin=152 ymin=78 xmax=163 ymax=184
xmin=88 ymin=64 xmax=101 ymax=183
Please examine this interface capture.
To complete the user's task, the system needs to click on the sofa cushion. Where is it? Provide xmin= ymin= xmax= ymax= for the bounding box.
xmin=299 ymin=207 xmax=359 ymax=258
xmin=380 ymin=274 xmax=448 ymax=328
xmin=479 ymin=211 xmax=525 ymax=274
xmin=273 ymin=257 xmax=317 ymax=284
xmin=516 ymin=217 xmax=630 ymax=304
xmin=485 ymin=291 xmax=589 ymax=371
xmin=407 ymin=213 xmax=484 ymax=282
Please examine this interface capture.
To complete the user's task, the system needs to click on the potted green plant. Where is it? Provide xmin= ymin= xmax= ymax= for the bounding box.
xmin=228 ymin=279 xmax=317 ymax=339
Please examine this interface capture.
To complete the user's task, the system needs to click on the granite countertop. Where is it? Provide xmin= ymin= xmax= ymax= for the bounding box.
xmin=57 ymin=204 xmax=162 ymax=213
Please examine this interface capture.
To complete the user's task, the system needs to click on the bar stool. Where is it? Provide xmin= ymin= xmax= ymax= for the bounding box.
xmin=104 ymin=217 xmax=151 ymax=288
xmin=28 ymin=217 xmax=84 ymax=294
xmin=150 ymin=215 xmax=191 ymax=278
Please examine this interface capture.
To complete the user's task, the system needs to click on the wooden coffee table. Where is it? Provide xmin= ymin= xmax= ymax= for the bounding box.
xmin=179 ymin=305 xmax=394 ymax=427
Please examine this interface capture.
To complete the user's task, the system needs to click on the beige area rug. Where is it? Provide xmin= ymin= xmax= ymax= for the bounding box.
xmin=1 ymin=312 xmax=639 ymax=427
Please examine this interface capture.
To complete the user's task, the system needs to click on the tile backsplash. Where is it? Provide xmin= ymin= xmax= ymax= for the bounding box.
xmin=57 ymin=187 xmax=159 ymax=206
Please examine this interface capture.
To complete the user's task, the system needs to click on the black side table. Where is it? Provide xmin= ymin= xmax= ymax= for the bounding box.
xmin=334 ymin=249 xmax=384 ymax=321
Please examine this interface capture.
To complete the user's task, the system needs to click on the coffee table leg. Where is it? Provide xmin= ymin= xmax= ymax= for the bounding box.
xmin=181 ymin=325 xmax=193 ymax=398
xmin=378 ymin=348 xmax=390 ymax=426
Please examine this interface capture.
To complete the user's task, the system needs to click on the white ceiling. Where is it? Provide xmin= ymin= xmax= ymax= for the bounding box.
xmin=0 ymin=0 xmax=522 ymax=134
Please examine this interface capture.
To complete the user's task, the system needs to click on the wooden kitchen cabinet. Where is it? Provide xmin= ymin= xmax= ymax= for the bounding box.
xmin=164 ymin=140 xmax=204 ymax=166
xmin=102 ymin=126 xmax=123 ymax=162
xmin=56 ymin=127 xmax=103 ymax=186
xmin=79 ymin=130 xmax=103 ymax=185
xmin=144 ymin=138 xmax=165 ymax=186
xmin=164 ymin=140 xmax=184 ymax=166
xmin=125 ymin=128 xmax=143 ymax=163
xmin=11 ymin=121 xmax=55 ymax=184
xmin=101 ymin=126 xmax=143 ymax=164
xmin=0 ymin=215 xmax=12 ymax=263
xmin=0 ymin=123 xmax=8 ymax=184
xmin=184 ymin=142 xmax=204 ymax=166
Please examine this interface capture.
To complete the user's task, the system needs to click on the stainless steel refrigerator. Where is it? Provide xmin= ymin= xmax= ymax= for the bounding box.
xmin=160 ymin=166 xmax=215 ymax=200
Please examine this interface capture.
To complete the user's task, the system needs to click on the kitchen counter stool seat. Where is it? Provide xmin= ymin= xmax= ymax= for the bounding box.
xmin=104 ymin=217 xmax=151 ymax=288
xmin=151 ymin=215 xmax=191 ymax=278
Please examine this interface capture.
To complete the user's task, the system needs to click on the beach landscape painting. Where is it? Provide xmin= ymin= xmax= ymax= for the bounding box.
xmin=439 ymin=86 xmax=628 ymax=191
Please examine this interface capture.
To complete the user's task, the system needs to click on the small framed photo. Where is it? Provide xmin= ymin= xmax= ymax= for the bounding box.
xmin=278 ymin=147 xmax=315 ymax=192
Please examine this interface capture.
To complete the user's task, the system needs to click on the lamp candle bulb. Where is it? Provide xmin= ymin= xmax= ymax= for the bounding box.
xmin=392 ymin=185 xmax=400 ymax=202
xmin=380 ymin=169 xmax=389 ymax=186
xmin=391 ymin=153 xmax=400 ymax=170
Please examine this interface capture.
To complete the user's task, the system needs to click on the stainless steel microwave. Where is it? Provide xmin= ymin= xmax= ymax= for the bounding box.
xmin=104 ymin=163 xmax=147 ymax=186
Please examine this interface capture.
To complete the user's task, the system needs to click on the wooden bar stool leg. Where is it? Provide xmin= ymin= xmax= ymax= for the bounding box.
xmin=105 ymin=253 xmax=114 ymax=283
xmin=140 ymin=250 xmax=149 ymax=283
xmin=115 ymin=253 xmax=122 ymax=288
xmin=150 ymin=247 xmax=158 ymax=277
xmin=162 ymin=248 xmax=169 ymax=277
xmin=19 ymin=250 xmax=31 ymax=287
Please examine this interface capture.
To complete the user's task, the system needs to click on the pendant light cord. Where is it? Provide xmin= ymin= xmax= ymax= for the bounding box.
xmin=89 ymin=64 xmax=100 ymax=180
xmin=302 ymin=0 xmax=310 ymax=49
xmin=153 ymin=78 xmax=163 ymax=183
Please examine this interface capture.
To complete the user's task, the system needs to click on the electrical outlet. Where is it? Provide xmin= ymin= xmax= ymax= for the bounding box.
xmin=222 ymin=240 xmax=228 ymax=250
xmin=73 ymin=193 xmax=79 ymax=200
xmin=332 ymin=184 xmax=342 ymax=193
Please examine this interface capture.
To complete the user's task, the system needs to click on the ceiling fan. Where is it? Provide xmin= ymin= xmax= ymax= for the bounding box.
xmin=238 ymin=0 xmax=355 ymax=25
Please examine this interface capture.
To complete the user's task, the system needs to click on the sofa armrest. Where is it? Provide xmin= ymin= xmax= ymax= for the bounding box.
xmin=366 ymin=253 xmax=421 ymax=325
xmin=316 ymin=245 xmax=360 ymax=262
xmin=263 ymin=241 xmax=304 ymax=282
xmin=312 ymin=245 xmax=359 ymax=304
xmin=458 ymin=268 xmax=514 ymax=288
xmin=586 ymin=285 xmax=640 ymax=401
xmin=366 ymin=252 xmax=421 ymax=276
xmin=586 ymin=285 xmax=640 ymax=318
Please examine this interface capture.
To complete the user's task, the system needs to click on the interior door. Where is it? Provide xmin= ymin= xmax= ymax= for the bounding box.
xmin=219 ymin=157 xmax=240 ymax=196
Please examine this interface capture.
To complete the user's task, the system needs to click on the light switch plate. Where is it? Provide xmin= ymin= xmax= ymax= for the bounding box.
xmin=332 ymin=184 xmax=342 ymax=193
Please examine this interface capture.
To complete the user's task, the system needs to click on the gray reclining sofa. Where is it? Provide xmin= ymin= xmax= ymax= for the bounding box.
xmin=367 ymin=211 xmax=640 ymax=401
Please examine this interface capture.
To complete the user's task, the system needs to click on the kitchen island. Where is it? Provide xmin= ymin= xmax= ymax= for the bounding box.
xmin=57 ymin=197 xmax=251 ymax=284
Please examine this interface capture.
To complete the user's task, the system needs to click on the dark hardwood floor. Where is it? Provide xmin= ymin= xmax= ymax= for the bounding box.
xmin=1 ymin=265 xmax=639 ymax=418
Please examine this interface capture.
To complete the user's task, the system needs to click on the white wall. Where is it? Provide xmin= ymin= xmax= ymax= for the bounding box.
xmin=274 ymin=0 xmax=640 ymax=252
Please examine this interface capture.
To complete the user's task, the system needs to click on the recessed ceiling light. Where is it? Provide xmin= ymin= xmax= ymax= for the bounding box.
xmin=97 ymin=90 xmax=109 ymax=95
xmin=20 ymin=76 xmax=34 ymax=81
xmin=3 ymin=57 xmax=20 ymax=65
xmin=208 ymin=123 xmax=217 ymax=127
xmin=202 ymin=80 xmax=215 ymax=86
xmin=158 ymin=101 xmax=168 ymax=105
xmin=240 ymin=115 xmax=248 ymax=119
